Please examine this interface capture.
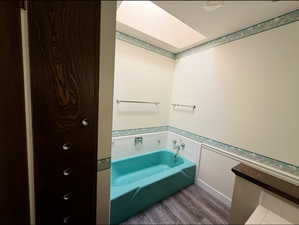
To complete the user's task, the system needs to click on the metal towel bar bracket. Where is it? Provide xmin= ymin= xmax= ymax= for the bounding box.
xmin=116 ymin=99 xmax=160 ymax=105
xmin=172 ymin=104 xmax=196 ymax=110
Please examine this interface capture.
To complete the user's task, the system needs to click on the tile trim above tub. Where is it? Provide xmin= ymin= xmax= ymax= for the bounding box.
xmin=112 ymin=126 xmax=299 ymax=178
xmin=97 ymin=157 xmax=111 ymax=172
xmin=168 ymin=126 xmax=299 ymax=178
xmin=112 ymin=126 xmax=168 ymax=137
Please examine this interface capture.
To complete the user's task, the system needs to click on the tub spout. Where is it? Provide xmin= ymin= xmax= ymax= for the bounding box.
xmin=174 ymin=146 xmax=181 ymax=160
xmin=174 ymin=142 xmax=185 ymax=160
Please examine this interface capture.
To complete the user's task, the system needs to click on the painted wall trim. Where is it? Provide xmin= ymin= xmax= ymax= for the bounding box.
xmin=111 ymin=126 xmax=299 ymax=180
xmin=200 ymin=144 xmax=299 ymax=185
xmin=176 ymin=9 xmax=299 ymax=58
xmin=196 ymin=178 xmax=232 ymax=207
xmin=112 ymin=126 xmax=168 ymax=137
xmin=116 ymin=9 xmax=299 ymax=59
xmin=116 ymin=31 xmax=176 ymax=59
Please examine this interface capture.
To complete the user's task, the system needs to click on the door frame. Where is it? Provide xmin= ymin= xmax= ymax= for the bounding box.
xmin=0 ymin=2 xmax=30 ymax=224
xmin=97 ymin=1 xmax=117 ymax=224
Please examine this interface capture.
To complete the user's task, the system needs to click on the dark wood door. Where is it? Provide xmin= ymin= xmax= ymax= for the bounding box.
xmin=0 ymin=2 xmax=30 ymax=225
xmin=28 ymin=2 xmax=100 ymax=224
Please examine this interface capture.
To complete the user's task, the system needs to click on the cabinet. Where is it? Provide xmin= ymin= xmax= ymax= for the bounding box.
xmin=28 ymin=2 xmax=100 ymax=224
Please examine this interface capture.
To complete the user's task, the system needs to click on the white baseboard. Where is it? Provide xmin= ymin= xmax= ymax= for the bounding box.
xmin=196 ymin=178 xmax=232 ymax=208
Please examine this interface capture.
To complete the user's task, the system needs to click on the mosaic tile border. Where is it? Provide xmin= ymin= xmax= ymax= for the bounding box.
xmin=112 ymin=126 xmax=299 ymax=178
xmin=116 ymin=31 xmax=176 ymax=59
xmin=167 ymin=126 xmax=299 ymax=177
xmin=176 ymin=9 xmax=299 ymax=58
xmin=112 ymin=126 xmax=168 ymax=137
xmin=97 ymin=157 xmax=111 ymax=172
xmin=116 ymin=9 xmax=299 ymax=60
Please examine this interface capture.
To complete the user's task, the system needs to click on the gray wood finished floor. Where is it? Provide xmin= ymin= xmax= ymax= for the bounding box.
xmin=120 ymin=184 xmax=230 ymax=225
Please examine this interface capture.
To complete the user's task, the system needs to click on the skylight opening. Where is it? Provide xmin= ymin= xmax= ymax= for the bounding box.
xmin=117 ymin=0 xmax=206 ymax=50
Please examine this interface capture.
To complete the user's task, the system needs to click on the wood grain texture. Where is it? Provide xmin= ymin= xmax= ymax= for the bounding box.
xmin=28 ymin=2 xmax=100 ymax=224
xmin=121 ymin=184 xmax=230 ymax=225
xmin=0 ymin=2 xmax=30 ymax=225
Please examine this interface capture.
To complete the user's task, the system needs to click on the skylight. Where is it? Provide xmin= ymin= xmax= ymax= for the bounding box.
xmin=117 ymin=1 xmax=206 ymax=50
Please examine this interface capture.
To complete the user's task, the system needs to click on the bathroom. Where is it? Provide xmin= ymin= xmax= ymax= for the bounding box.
xmin=107 ymin=1 xmax=299 ymax=224
xmin=1 ymin=1 xmax=298 ymax=225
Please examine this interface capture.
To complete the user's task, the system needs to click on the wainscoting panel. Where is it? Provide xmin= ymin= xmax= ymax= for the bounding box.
xmin=199 ymin=145 xmax=239 ymax=206
xmin=167 ymin=131 xmax=235 ymax=206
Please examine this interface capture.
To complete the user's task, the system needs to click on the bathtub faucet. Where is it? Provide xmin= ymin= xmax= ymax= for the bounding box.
xmin=135 ymin=137 xmax=143 ymax=146
xmin=173 ymin=140 xmax=185 ymax=160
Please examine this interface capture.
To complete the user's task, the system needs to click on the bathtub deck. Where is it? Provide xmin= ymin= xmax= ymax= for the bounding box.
xmin=120 ymin=184 xmax=230 ymax=225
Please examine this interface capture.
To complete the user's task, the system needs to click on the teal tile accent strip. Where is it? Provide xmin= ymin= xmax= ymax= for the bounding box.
xmin=176 ymin=9 xmax=299 ymax=58
xmin=168 ymin=126 xmax=299 ymax=177
xmin=112 ymin=126 xmax=168 ymax=137
xmin=97 ymin=157 xmax=111 ymax=172
xmin=116 ymin=31 xmax=176 ymax=60
xmin=111 ymin=126 xmax=299 ymax=177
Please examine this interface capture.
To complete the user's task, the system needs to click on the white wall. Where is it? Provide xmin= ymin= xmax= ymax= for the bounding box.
xmin=170 ymin=22 xmax=299 ymax=166
xmin=259 ymin=190 xmax=299 ymax=224
xmin=113 ymin=39 xmax=175 ymax=130
xmin=112 ymin=132 xmax=168 ymax=160
xmin=166 ymin=132 xmax=201 ymax=173
xmin=112 ymin=22 xmax=299 ymax=208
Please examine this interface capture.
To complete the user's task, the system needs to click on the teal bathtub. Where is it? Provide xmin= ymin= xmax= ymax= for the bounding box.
xmin=110 ymin=150 xmax=196 ymax=224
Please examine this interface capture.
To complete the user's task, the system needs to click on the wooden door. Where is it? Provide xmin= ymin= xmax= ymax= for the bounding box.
xmin=28 ymin=2 xmax=100 ymax=224
xmin=0 ymin=2 xmax=30 ymax=225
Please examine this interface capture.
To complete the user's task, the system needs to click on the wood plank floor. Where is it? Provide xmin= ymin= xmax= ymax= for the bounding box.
xmin=121 ymin=184 xmax=230 ymax=225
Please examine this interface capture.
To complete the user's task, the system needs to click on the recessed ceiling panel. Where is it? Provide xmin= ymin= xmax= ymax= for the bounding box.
xmin=117 ymin=1 xmax=206 ymax=50
xmin=154 ymin=1 xmax=299 ymax=42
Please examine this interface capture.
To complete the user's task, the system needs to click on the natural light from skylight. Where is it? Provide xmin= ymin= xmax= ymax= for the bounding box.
xmin=117 ymin=0 xmax=206 ymax=50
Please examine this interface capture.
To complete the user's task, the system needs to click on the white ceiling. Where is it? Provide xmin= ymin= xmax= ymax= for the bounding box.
xmin=117 ymin=1 xmax=206 ymax=50
xmin=116 ymin=1 xmax=299 ymax=53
